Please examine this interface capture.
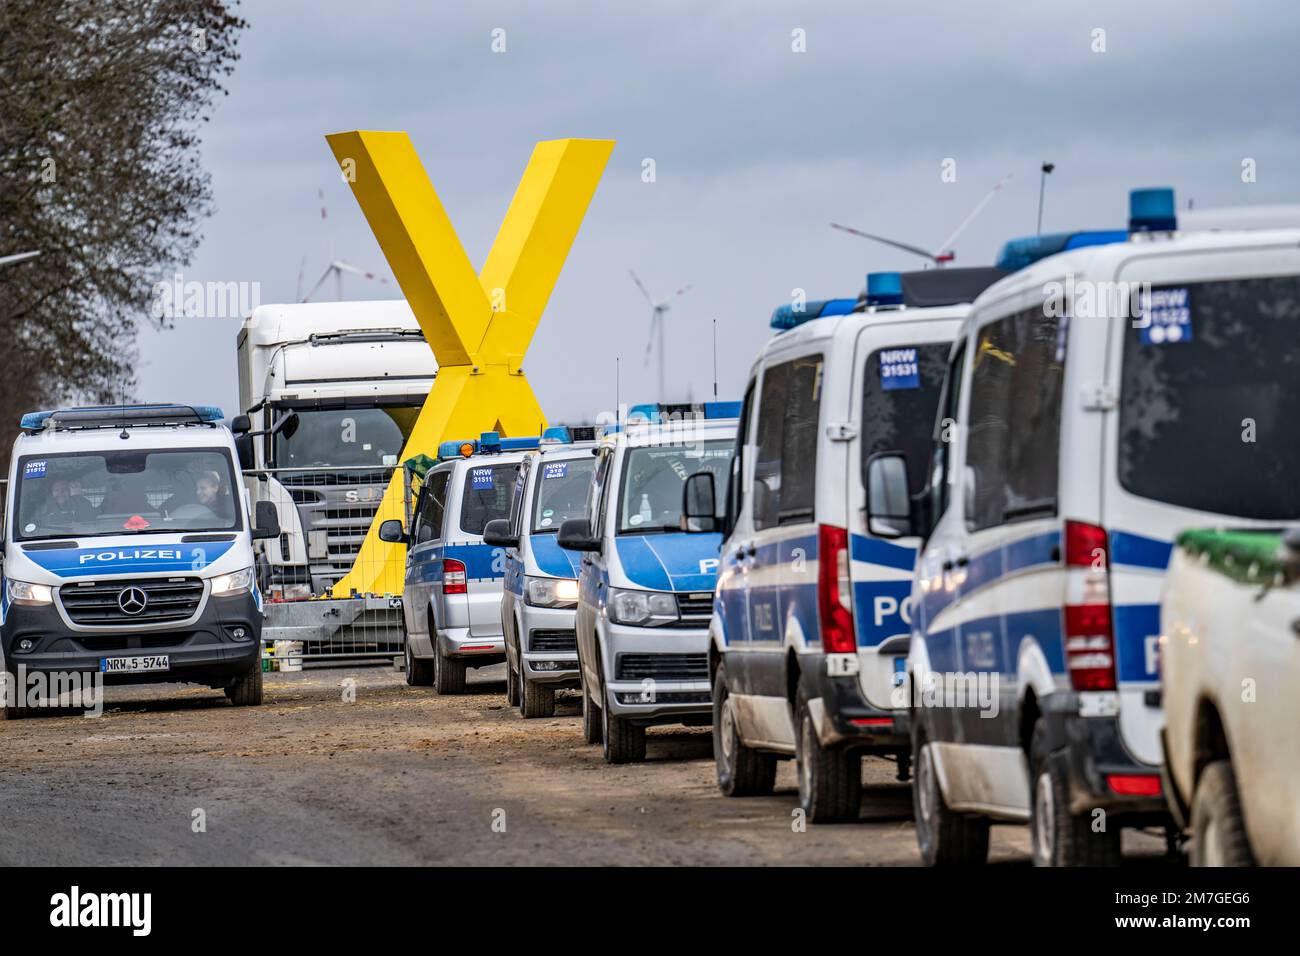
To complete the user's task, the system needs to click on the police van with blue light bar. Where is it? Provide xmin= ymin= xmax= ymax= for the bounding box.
xmin=682 ymin=268 xmax=1002 ymax=821
xmin=1 ymin=404 xmax=281 ymax=716
xmin=483 ymin=425 xmax=600 ymax=718
xmin=558 ymin=403 xmax=739 ymax=763
xmin=379 ymin=431 xmax=540 ymax=694
xmin=867 ymin=187 xmax=1300 ymax=864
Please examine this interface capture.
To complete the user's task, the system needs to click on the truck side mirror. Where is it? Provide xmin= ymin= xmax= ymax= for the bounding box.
xmin=252 ymin=500 xmax=281 ymax=540
xmin=273 ymin=409 xmax=299 ymax=440
xmin=865 ymin=452 xmax=914 ymax=539
xmin=482 ymin=518 xmax=518 ymax=549
xmin=230 ymin=414 xmax=251 ymax=435
xmin=557 ymin=517 xmax=602 ymax=553
xmin=235 ymin=433 xmax=254 ymax=471
xmin=680 ymin=472 xmax=718 ymax=533
xmin=378 ymin=519 xmax=407 ymax=544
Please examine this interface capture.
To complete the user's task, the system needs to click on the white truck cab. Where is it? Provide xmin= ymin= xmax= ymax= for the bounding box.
xmin=871 ymin=188 xmax=1300 ymax=864
xmin=1 ymin=404 xmax=280 ymax=717
xmin=558 ymin=405 xmax=738 ymax=763
xmin=688 ymin=268 xmax=1002 ymax=822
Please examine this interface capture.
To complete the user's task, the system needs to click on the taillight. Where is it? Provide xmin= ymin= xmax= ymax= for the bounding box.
xmin=443 ymin=558 xmax=467 ymax=595
xmin=817 ymin=524 xmax=856 ymax=654
xmin=1106 ymin=773 xmax=1161 ymax=797
xmin=1063 ymin=520 xmax=1116 ymax=691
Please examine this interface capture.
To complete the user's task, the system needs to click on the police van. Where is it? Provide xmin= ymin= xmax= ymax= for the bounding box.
xmin=484 ymin=427 xmax=598 ymax=718
xmin=682 ymin=270 xmax=1002 ymax=821
xmin=558 ymin=404 xmax=737 ymax=763
xmin=379 ymin=432 xmax=538 ymax=694
xmin=1 ymin=404 xmax=280 ymax=717
xmin=865 ymin=188 xmax=1300 ymax=864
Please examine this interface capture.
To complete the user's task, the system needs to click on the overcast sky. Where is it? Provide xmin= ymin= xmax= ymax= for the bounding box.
xmin=137 ymin=0 xmax=1300 ymax=422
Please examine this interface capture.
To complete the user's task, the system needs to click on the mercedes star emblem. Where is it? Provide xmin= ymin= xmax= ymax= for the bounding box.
xmin=117 ymin=587 xmax=148 ymax=615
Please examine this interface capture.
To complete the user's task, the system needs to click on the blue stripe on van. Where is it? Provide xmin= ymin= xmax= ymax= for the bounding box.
xmin=850 ymin=534 xmax=916 ymax=572
xmin=616 ymin=532 xmax=721 ymax=592
xmin=1113 ymin=602 xmax=1161 ymax=682
xmin=1110 ymin=531 xmax=1172 ymax=571
xmin=444 ymin=542 xmax=504 ymax=582
xmin=530 ymin=534 xmax=582 ymax=579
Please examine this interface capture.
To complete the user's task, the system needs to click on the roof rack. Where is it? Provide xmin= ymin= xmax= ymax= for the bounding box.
xmin=20 ymin=404 xmax=225 ymax=433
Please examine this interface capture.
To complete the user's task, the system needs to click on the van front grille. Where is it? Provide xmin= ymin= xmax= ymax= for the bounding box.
xmin=60 ymin=578 xmax=205 ymax=626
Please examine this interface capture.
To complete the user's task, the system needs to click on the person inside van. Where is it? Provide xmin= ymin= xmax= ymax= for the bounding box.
xmin=194 ymin=470 xmax=235 ymax=522
xmin=36 ymin=478 xmax=95 ymax=528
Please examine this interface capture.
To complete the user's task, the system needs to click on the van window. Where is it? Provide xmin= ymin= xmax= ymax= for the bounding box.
xmin=965 ymin=307 xmax=1065 ymax=530
xmin=532 ymin=456 xmax=596 ymax=533
xmin=618 ymin=440 xmax=736 ymax=534
xmin=458 ymin=463 xmax=517 ymax=535
xmin=860 ymin=342 xmax=950 ymax=498
xmin=753 ymin=354 xmax=824 ymax=529
xmin=930 ymin=342 xmax=967 ymax=522
xmin=728 ymin=380 xmax=755 ymax=530
xmin=414 ymin=470 xmax=449 ymax=543
xmin=1119 ymin=275 xmax=1300 ymax=518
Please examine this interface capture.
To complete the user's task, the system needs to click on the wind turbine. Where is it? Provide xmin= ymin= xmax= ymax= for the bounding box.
xmin=302 ymin=188 xmax=390 ymax=301
xmin=831 ymin=172 xmax=1014 ymax=267
xmin=629 ymin=270 xmax=691 ymax=403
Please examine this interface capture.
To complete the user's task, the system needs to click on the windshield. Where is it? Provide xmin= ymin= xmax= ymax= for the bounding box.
xmin=618 ymin=439 xmax=735 ymax=534
xmin=532 ymin=455 xmax=596 ymax=532
xmin=1119 ymin=274 xmax=1300 ymax=519
xmin=459 ymin=462 xmax=518 ymax=535
xmin=860 ymin=342 xmax=951 ymax=496
xmin=14 ymin=448 xmax=242 ymax=541
xmin=273 ymin=405 xmax=421 ymax=468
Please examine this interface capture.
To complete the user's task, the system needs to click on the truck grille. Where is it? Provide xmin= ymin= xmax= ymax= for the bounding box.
xmin=616 ymin=653 xmax=709 ymax=682
xmin=60 ymin=578 xmax=205 ymax=626
xmin=528 ymin=629 xmax=577 ymax=652
xmin=672 ymin=592 xmax=714 ymax=627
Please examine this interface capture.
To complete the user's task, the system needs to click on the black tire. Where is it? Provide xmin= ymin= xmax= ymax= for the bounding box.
xmin=226 ymin=660 xmax=264 ymax=707
xmin=912 ymin=721 xmax=990 ymax=865
xmin=1029 ymin=717 xmax=1120 ymax=866
xmin=581 ymin=671 xmax=602 ymax=744
xmin=1190 ymin=759 xmax=1255 ymax=867
xmin=712 ymin=661 xmax=776 ymax=796
xmin=520 ymin=675 xmax=555 ymax=718
xmin=795 ymin=689 xmax=861 ymax=822
xmin=433 ymin=644 xmax=467 ymax=695
xmin=405 ymin=638 xmax=433 ymax=687
xmin=598 ymin=660 xmax=645 ymax=764
xmin=505 ymin=653 xmax=521 ymax=706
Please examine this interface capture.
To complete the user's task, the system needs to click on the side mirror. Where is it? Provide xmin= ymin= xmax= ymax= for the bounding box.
xmin=235 ymin=433 xmax=254 ymax=471
xmin=557 ymin=517 xmax=602 ymax=553
xmin=378 ymin=519 xmax=407 ymax=544
xmin=273 ymin=409 xmax=300 ymax=440
xmin=482 ymin=518 xmax=518 ymax=549
xmin=230 ymin=414 xmax=251 ymax=435
xmin=680 ymin=472 xmax=718 ymax=533
xmin=865 ymin=452 xmax=914 ymax=539
xmin=252 ymin=500 xmax=281 ymax=540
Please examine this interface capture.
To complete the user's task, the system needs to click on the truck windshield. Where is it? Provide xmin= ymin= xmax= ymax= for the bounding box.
xmin=273 ymin=405 xmax=421 ymax=468
xmin=532 ymin=456 xmax=596 ymax=532
xmin=14 ymin=448 xmax=242 ymax=541
xmin=618 ymin=439 xmax=735 ymax=534
xmin=1118 ymin=274 xmax=1300 ymax=519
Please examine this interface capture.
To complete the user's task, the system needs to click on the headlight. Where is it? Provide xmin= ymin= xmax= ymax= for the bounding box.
xmin=211 ymin=567 xmax=255 ymax=596
xmin=525 ymin=575 xmax=579 ymax=608
xmin=607 ymin=587 xmax=679 ymax=627
xmin=6 ymin=579 xmax=53 ymax=606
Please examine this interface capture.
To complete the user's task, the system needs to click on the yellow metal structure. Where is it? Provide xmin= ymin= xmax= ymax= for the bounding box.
xmin=322 ymin=131 xmax=614 ymax=597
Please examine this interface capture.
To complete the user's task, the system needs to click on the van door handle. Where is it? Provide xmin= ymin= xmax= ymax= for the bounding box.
xmin=746 ymin=543 xmax=757 ymax=558
xmin=942 ymin=555 xmax=969 ymax=572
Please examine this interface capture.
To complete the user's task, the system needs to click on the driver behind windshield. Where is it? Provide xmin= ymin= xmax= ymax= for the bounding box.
xmin=37 ymin=479 xmax=95 ymax=525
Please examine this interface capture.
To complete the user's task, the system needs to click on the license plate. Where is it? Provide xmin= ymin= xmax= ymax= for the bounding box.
xmin=100 ymin=655 xmax=170 ymax=674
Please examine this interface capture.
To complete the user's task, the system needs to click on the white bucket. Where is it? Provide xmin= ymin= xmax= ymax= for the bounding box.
xmin=274 ymin=640 xmax=304 ymax=672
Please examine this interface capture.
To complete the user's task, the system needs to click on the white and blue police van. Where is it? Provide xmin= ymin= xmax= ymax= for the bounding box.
xmin=1 ymin=404 xmax=280 ymax=717
xmin=558 ymin=404 xmax=738 ymax=763
xmin=681 ymin=269 xmax=1003 ymax=821
xmin=485 ymin=426 xmax=599 ymax=718
xmin=380 ymin=431 xmax=539 ymax=695
xmin=865 ymin=188 xmax=1300 ymax=864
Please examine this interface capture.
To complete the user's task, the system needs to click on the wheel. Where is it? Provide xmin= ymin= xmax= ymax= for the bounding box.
xmin=505 ymin=653 xmax=520 ymax=706
xmin=581 ymin=671 xmax=602 ymax=744
xmin=1029 ymin=717 xmax=1120 ymax=866
xmin=712 ymin=661 xmax=776 ymax=796
xmin=433 ymin=642 xmax=467 ymax=695
xmin=1190 ymin=759 xmax=1255 ymax=866
xmin=226 ymin=660 xmax=264 ymax=706
xmin=520 ymin=674 xmax=556 ymax=719
xmin=795 ymin=689 xmax=861 ymax=822
xmin=598 ymin=661 xmax=645 ymax=764
xmin=405 ymin=638 xmax=433 ymax=687
xmin=912 ymin=722 xmax=990 ymax=865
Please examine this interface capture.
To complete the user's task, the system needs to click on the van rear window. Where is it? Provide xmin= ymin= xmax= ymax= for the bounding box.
xmin=859 ymin=343 xmax=950 ymax=498
xmin=459 ymin=463 xmax=518 ymax=535
xmin=1118 ymin=274 xmax=1300 ymax=519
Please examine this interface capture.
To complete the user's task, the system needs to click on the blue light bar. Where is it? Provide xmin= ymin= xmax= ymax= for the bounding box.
xmin=500 ymin=437 xmax=541 ymax=452
xmin=704 ymin=401 xmax=742 ymax=420
xmin=1130 ymin=187 xmax=1177 ymax=233
xmin=770 ymin=297 xmax=857 ymax=331
xmin=864 ymin=272 xmax=903 ymax=307
xmin=437 ymin=439 xmax=476 ymax=460
xmin=19 ymin=404 xmax=225 ymax=431
xmin=995 ymin=230 xmax=1128 ymax=272
xmin=479 ymin=431 xmax=501 ymax=452
xmin=540 ymin=426 xmax=571 ymax=444
xmin=19 ymin=410 xmax=53 ymax=430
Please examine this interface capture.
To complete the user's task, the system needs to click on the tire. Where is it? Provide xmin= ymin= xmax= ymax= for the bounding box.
xmin=912 ymin=722 xmax=990 ymax=865
xmin=581 ymin=671 xmax=603 ymax=744
xmin=1029 ymin=717 xmax=1120 ymax=866
xmin=520 ymin=675 xmax=555 ymax=719
xmin=712 ymin=661 xmax=776 ymax=796
xmin=598 ymin=661 xmax=645 ymax=764
xmin=795 ymin=689 xmax=861 ymax=822
xmin=226 ymin=660 xmax=264 ymax=707
xmin=433 ymin=643 xmax=467 ymax=695
xmin=1190 ymin=760 xmax=1255 ymax=867
xmin=505 ymin=653 xmax=521 ymax=706
xmin=405 ymin=638 xmax=433 ymax=687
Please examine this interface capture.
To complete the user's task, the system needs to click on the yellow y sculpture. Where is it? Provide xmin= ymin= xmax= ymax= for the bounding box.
xmin=323 ymin=131 xmax=615 ymax=598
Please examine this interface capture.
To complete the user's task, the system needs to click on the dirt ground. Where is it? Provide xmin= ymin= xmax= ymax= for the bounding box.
xmin=0 ymin=664 xmax=1173 ymax=866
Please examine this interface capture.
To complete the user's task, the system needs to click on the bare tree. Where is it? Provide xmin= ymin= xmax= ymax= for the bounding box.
xmin=0 ymin=0 xmax=246 ymax=461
